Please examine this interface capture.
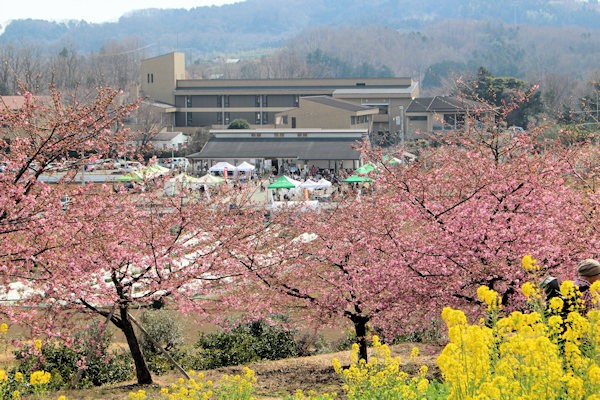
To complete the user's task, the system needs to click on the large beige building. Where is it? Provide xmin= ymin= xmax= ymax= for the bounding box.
xmin=274 ymin=96 xmax=378 ymax=131
xmin=140 ymin=52 xmax=419 ymax=136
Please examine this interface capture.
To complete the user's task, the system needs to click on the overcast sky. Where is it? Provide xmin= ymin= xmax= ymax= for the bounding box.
xmin=1 ymin=0 xmax=241 ymax=29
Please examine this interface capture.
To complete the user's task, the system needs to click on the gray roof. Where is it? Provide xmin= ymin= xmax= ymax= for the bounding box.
xmin=406 ymin=96 xmax=478 ymax=113
xmin=189 ymin=137 xmax=363 ymax=160
xmin=302 ymin=96 xmax=376 ymax=112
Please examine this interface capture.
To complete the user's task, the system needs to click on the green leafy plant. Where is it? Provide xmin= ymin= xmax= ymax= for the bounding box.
xmin=14 ymin=327 xmax=132 ymax=389
xmin=191 ymin=319 xmax=298 ymax=369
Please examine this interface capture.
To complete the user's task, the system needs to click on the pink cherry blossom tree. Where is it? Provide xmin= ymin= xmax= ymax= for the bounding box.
xmin=1 ymin=87 xmax=266 ymax=384
xmin=226 ymin=98 xmax=599 ymax=361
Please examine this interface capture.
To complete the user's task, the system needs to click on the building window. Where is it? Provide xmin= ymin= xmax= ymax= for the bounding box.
xmin=351 ymin=116 xmax=357 ymax=125
xmin=409 ymin=116 xmax=427 ymax=121
xmin=262 ymin=95 xmax=268 ymax=107
xmin=255 ymin=95 xmax=261 ymax=107
xmin=147 ymin=74 xmax=150 ymax=83
xmin=255 ymin=112 xmax=261 ymax=124
xmin=224 ymin=112 xmax=230 ymax=125
xmin=151 ymin=73 xmax=154 ymax=83
xmin=185 ymin=96 xmax=191 ymax=107
xmin=444 ymin=113 xmax=464 ymax=129
xmin=186 ymin=113 xmax=192 ymax=126
xmin=217 ymin=95 xmax=229 ymax=107
xmin=291 ymin=117 xmax=296 ymax=128
xmin=262 ymin=112 xmax=268 ymax=124
xmin=281 ymin=115 xmax=288 ymax=124
xmin=217 ymin=112 xmax=222 ymax=124
xmin=293 ymin=95 xmax=299 ymax=107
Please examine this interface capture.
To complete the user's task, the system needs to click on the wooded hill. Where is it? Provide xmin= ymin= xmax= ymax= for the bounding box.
xmin=0 ymin=0 xmax=599 ymax=106
xmin=2 ymin=0 xmax=599 ymax=56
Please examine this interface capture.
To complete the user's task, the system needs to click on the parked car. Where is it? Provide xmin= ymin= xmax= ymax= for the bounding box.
xmin=508 ymin=126 xmax=525 ymax=136
xmin=119 ymin=161 xmax=142 ymax=173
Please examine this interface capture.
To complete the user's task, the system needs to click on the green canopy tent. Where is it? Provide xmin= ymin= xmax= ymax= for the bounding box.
xmin=382 ymin=155 xmax=403 ymax=165
xmin=354 ymin=163 xmax=376 ymax=175
xmin=267 ymin=175 xmax=301 ymax=189
xmin=344 ymin=174 xmax=373 ymax=183
xmin=117 ymin=164 xmax=170 ymax=182
xmin=268 ymin=176 xmax=301 ymax=203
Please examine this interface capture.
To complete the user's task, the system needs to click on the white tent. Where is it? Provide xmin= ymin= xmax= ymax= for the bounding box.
xmin=197 ymin=174 xmax=225 ymax=184
xmin=315 ymin=178 xmax=332 ymax=189
xmin=298 ymin=179 xmax=320 ymax=191
xmin=235 ymin=161 xmax=256 ymax=172
xmin=164 ymin=173 xmax=204 ymax=195
xmin=208 ymin=161 xmax=236 ymax=172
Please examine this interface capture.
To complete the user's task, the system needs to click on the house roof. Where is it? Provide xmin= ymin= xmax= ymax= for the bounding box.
xmin=301 ymin=96 xmax=378 ymax=113
xmin=188 ymin=137 xmax=363 ymax=160
xmin=406 ymin=96 xmax=478 ymax=113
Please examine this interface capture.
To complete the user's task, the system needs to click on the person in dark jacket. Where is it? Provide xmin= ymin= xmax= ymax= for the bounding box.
xmin=574 ymin=258 xmax=600 ymax=309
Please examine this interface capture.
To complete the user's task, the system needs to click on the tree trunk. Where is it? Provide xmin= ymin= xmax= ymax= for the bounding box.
xmin=120 ymin=306 xmax=153 ymax=384
xmin=352 ymin=315 xmax=369 ymax=363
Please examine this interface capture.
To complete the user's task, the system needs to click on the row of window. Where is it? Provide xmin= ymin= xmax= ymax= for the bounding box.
xmin=184 ymin=95 xmax=301 ymax=108
xmin=249 ymin=133 xmax=307 ymax=137
xmin=214 ymin=112 xmax=269 ymax=124
xmin=351 ymin=115 xmax=369 ymax=125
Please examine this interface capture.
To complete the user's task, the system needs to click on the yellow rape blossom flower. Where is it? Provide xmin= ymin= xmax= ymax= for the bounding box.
xmin=29 ymin=370 xmax=51 ymax=385
xmin=477 ymin=286 xmax=502 ymax=311
xmin=521 ymin=281 xmax=540 ymax=300
xmin=410 ymin=346 xmax=419 ymax=360
xmin=590 ymin=281 xmax=600 ymax=307
xmin=127 ymin=389 xmax=146 ymax=400
xmin=33 ymin=339 xmax=42 ymax=351
xmin=549 ymin=296 xmax=565 ymax=314
xmin=0 ymin=369 xmax=7 ymax=383
xmin=0 ymin=323 xmax=8 ymax=334
xmin=14 ymin=372 xmax=23 ymax=382
xmin=11 ymin=390 xmax=20 ymax=400
xmin=522 ymin=254 xmax=540 ymax=271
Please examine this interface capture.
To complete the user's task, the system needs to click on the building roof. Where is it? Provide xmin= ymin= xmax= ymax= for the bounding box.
xmin=1 ymin=95 xmax=52 ymax=110
xmin=406 ymin=96 xmax=478 ymax=113
xmin=301 ymin=96 xmax=377 ymax=113
xmin=189 ymin=137 xmax=363 ymax=160
xmin=174 ymin=78 xmax=416 ymax=96
xmin=332 ymin=83 xmax=418 ymax=96
xmin=153 ymin=131 xmax=185 ymax=141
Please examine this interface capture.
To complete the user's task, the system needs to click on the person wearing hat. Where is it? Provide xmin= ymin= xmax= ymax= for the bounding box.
xmin=574 ymin=259 xmax=600 ymax=309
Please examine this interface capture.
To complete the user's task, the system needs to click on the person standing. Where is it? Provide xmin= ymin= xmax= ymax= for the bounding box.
xmin=574 ymin=258 xmax=600 ymax=310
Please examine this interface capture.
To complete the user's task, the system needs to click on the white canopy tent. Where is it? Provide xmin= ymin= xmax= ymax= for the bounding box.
xmin=208 ymin=161 xmax=236 ymax=172
xmin=235 ymin=161 xmax=256 ymax=172
xmin=315 ymin=178 xmax=332 ymax=190
xmin=298 ymin=179 xmax=320 ymax=191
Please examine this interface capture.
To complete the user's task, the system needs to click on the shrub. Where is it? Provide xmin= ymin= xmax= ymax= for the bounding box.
xmin=14 ymin=326 xmax=132 ymax=389
xmin=139 ymin=309 xmax=185 ymax=375
xmin=191 ymin=319 xmax=298 ymax=369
